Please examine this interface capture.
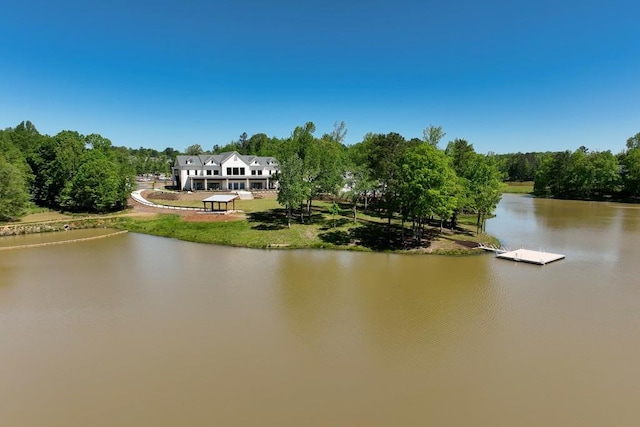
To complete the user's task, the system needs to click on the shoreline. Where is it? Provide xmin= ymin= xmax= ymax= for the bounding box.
xmin=0 ymin=192 xmax=500 ymax=255
xmin=116 ymin=214 xmax=499 ymax=256
xmin=0 ymin=217 xmax=498 ymax=255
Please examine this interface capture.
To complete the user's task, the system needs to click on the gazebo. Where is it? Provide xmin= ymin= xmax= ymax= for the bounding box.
xmin=202 ymin=194 xmax=239 ymax=212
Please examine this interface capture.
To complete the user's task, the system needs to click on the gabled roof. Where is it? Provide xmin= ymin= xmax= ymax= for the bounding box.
xmin=218 ymin=151 xmax=238 ymax=164
xmin=174 ymin=156 xmax=203 ymax=167
xmin=174 ymin=151 xmax=278 ymax=168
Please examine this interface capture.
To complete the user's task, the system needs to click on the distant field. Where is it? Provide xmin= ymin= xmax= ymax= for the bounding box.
xmin=502 ymin=181 xmax=534 ymax=194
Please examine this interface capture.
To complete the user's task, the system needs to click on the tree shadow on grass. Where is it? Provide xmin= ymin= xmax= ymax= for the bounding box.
xmin=319 ymin=230 xmax=352 ymax=246
xmin=319 ymin=222 xmax=427 ymax=251
xmin=318 ymin=219 xmax=476 ymax=251
xmin=319 ymin=217 xmax=351 ymax=230
xmin=247 ymin=209 xmax=288 ymax=230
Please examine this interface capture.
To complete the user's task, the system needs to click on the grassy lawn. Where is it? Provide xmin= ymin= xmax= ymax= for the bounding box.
xmin=502 ymin=181 xmax=534 ymax=194
xmin=118 ymin=199 xmax=498 ymax=254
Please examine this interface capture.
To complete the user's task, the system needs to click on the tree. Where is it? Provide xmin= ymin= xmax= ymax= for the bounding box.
xmin=28 ymin=130 xmax=85 ymax=208
xmin=623 ymin=147 xmax=640 ymax=196
xmin=591 ymin=151 xmax=620 ymax=195
xmin=445 ymin=138 xmax=477 ymax=227
xmin=343 ymin=164 xmax=376 ymax=223
xmin=446 ymin=138 xmax=476 ymax=178
xmin=328 ymin=202 xmax=341 ymax=228
xmin=60 ymin=149 xmax=133 ymax=213
xmin=399 ymin=143 xmax=458 ymax=242
xmin=185 ymin=144 xmax=204 ymax=155
xmin=86 ymin=133 xmax=113 ymax=152
xmin=276 ymin=153 xmax=308 ymax=228
xmin=626 ymin=132 xmax=640 ymax=150
xmin=325 ymin=121 xmax=347 ymax=144
xmin=367 ymin=132 xmax=407 ymax=235
xmin=468 ymin=155 xmax=502 ymax=233
xmin=534 ymin=151 xmax=570 ymax=197
xmin=422 ymin=125 xmax=446 ymax=148
xmin=238 ymin=132 xmax=248 ymax=153
xmin=0 ymin=155 xmax=30 ymax=221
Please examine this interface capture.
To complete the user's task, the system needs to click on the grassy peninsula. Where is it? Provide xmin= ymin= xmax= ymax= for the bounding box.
xmin=117 ymin=192 xmax=498 ymax=254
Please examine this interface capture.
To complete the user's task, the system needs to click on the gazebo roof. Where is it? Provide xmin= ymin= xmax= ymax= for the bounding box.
xmin=202 ymin=195 xmax=239 ymax=203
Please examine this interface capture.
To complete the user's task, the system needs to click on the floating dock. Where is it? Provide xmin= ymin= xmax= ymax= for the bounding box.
xmin=496 ymin=248 xmax=565 ymax=265
xmin=478 ymin=244 xmax=565 ymax=265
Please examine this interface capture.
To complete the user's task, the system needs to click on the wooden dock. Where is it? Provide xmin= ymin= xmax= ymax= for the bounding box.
xmin=478 ymin=244 xmax=565 ymax=265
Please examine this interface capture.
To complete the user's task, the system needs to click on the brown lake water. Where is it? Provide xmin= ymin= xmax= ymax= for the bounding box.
xmin=2 ymin=194 xmax=640 ymax=426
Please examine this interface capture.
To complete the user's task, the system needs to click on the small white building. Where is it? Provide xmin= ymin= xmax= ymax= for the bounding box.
xmin=172 ymin=151 xmax=278 ymax=191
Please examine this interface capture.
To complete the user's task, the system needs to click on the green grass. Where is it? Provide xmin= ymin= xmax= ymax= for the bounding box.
xmin=502 ymin=181 xmax=534 ymax=194
xmin=13 ymin=205 xmax=74 ymax=223
xmin=117 ymin=202 xmax=498 ymax=254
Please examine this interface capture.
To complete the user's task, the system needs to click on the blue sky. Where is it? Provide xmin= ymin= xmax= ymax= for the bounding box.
xmin=1 ymin=0 xmax=638 ymax=154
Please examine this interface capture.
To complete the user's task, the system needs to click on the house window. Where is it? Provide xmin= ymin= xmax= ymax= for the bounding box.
xmin=257 ymin=170 xmax=262 ymax=176
xmin=233 ymin=167 xmax=239 ymax=175
xmin=251 ymin=170 xmax=256 ymax=176
xmin=227 ymin=167 xmax=232 ymax=175
xmin=206 ymin=170 xmax=212 ymax=176
xmin=240 ymin=167 xmax=245 ymax=175
xmin=187 ymin=170 xmax=190 ymax=176
xmin=214 ymin=170 xmax=219 ymax=175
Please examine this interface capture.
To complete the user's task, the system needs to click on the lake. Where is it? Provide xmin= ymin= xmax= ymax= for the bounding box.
xmin=2 ymin=194 xmax=640 ymax=425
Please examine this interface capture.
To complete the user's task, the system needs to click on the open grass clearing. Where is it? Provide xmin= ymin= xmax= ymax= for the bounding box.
xmin=502 ymin=181 xmax=534 ymax=194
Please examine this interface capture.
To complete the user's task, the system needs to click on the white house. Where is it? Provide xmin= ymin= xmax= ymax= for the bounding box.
xmin=172 ymin=151 xmax=278 ymax=191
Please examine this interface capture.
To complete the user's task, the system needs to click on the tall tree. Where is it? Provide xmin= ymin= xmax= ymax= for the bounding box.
xmin=276 ymin=153 xmax=308 ymax=228
xmin=59 ymin=140 xmax=134 ymax=213
xmin=422 ymin=125 xmax=446 ymax=148
xmin=623 ymin=147 xmax=640 ymax=197
xmin=626 ymin=132 xmax=640 ymax=150
xmin=468 ymin=155 xmax=503 ymax=233
xmin=325 ymin=121 xmax=347 ymax=144
xmin=446 ymin=138 xmax=476 ymax=178
xmin=185 ymin=144 xmax=204 ymax=155
xmin=400 ymin=143 xmax=458 ymax=242
xmin=367 ymin=132 xmax=407 ymax=237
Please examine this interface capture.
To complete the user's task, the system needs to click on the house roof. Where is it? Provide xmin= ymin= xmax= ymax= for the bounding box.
xmin=174 ymin=151 xmax=278 ymax=168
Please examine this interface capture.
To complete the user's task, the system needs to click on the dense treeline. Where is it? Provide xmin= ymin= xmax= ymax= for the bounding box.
xmin=531 ymin=133 xmax=640 ymax=199
xmin=274 ymin=122 xmax=502 ymax=239
xmin=0 ymin=121 xmax=136 ymax=219
xmin=494 ymin=152 xmax=546 ymax=182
